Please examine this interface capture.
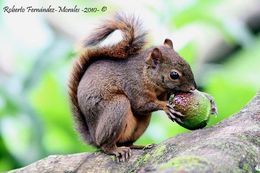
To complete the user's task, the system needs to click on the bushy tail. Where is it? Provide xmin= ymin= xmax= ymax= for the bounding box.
xmin=68 ymin=53 xmax=94 ymax=144
xmin=68 ymin=13 xmax=146 ymax=144
xmin=83 ymin=13 xmax=147 ymax=58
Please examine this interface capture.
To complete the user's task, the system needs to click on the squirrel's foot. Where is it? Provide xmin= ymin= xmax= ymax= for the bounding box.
xmin=102 ymin=145 xmax=131 ymax=162
xmin=111 ymin=146 xmax=131 ymax=162
xmin=166 ymin=103 xmax=184 ymax=121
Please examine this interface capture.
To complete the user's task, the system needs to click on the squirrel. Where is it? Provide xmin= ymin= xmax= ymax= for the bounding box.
xmin=68 ymin=14 xmax=197 ymax=162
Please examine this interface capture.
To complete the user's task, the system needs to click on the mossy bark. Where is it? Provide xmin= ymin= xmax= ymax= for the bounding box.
xmin=9 ymin=93 xmax=260 ymax=173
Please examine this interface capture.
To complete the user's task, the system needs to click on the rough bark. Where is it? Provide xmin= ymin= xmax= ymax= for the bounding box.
xmin=9 ymin=93 xmax=260 ymax=173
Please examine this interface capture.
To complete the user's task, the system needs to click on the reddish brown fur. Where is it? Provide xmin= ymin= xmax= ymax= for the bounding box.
xmin=68 ymin=14 xmax=196 ymax=161
xmin=68 ymin=14 xmax=146 ymax=144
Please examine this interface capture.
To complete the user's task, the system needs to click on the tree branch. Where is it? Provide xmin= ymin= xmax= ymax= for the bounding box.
xmin=9 ymin=92 xmax=260 ymax=173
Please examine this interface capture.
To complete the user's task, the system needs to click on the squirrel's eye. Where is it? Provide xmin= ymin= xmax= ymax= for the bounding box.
xmin=170 ymin=71 xmax=180 ymax=80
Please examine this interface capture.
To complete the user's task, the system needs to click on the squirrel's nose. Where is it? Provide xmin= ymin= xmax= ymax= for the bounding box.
xmin=189 ymin=81 xmax=197 ymax=91
xmin=189 ymin=85 xmax=196 ymax=91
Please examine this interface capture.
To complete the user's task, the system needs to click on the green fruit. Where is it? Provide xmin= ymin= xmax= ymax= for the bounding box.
xmin=169 ymin=90 xmax=212 ymax=130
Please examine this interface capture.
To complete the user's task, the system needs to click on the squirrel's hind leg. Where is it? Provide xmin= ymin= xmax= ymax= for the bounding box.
xmin=118 ymin=114 xmax=154 ymax=150
xmin=95 ymin=95 xmax=135 ymax=162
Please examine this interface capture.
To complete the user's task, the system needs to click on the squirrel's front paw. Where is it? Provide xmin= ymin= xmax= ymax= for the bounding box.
xmin=166 ymin=103 xmax=184 ymax=122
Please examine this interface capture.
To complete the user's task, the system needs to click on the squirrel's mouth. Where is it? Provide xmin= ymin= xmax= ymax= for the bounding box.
xmin=171 ymin=83 xmax=197 ymax=93
xmin=169 ymin=87 xmax=193 ymax=95
xmin=167 ymin=89 xmax=180 ymax=100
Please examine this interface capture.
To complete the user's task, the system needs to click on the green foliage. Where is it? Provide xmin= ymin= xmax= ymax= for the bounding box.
xmin=30 ymin=73 xmax=95 ymax=153
xmin=178 ymin=41 xmax=197 ymax=65
xmin=172 ymin=0 xmax=234 ymax=42
xmin=206 ymin=35 xmax=260 ymax=124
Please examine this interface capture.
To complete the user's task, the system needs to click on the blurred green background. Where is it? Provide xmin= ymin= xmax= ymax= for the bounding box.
xmin=1 ymin=0 xmax=260 ymax=171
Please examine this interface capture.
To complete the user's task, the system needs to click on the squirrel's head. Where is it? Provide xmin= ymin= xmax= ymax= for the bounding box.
xmin=145 ymin=39 xmax=197 ymax=93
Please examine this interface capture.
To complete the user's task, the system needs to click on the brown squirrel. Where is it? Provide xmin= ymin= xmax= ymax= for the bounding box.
xmin=68 ymin=14 xmax=196 ymax=162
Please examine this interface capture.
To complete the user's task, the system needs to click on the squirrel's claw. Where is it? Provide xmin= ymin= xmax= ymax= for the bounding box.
xmin=167 ymin=103 xmax=184 ymax=117
xmin=166 ymin=103 xmax=184 ymax=122
xmin=112 ymin=146 xmax=131 ymax=162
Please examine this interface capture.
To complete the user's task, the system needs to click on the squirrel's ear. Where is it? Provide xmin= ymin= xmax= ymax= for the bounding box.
xmin=164 ymin=39 xmax=173 ymax=49
xmin=146 ymin=48 xmax=163 ymax=68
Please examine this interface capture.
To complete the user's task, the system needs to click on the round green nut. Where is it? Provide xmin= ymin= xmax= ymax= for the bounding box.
xmin=168 ymin=90 xmax=212 ymax=130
